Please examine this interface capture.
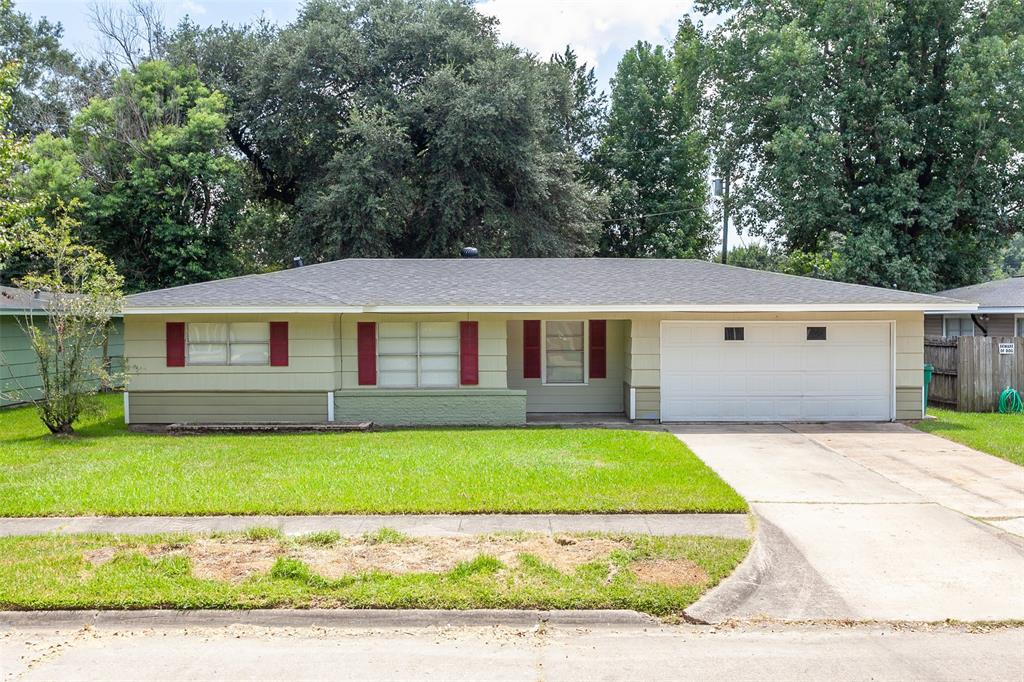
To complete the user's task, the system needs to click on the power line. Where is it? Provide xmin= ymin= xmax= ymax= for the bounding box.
xmin=600 ymin=205 xmax=710 ymax=223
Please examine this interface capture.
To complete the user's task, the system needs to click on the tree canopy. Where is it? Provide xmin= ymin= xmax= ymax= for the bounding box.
xmin=700 ymin=0 xmax=1024 ymax=291
xmin=598 ymin=20 xmax=714 ymax=258
xmin=168 ymin=0 xmax=604 ymax=262
xmin=1 ymin=0 xmax=1021 ymax=294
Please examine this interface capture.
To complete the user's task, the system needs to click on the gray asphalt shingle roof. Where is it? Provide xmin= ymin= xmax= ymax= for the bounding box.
xmin=125 ymin=258 xmax=964 ymax=310
xmin=935 ymin=277 xmax=1024 ymax=309
xmin=0 ymin=286 xmax=52 ymax=313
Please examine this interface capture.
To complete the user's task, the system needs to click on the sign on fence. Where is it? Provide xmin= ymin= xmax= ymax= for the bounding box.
xmin=999 ymin=343 xmax=1015 ymax=355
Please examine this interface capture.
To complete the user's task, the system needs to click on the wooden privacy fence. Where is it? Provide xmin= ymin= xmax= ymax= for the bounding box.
xmin=924 ymin=336 xmax=1024 ymax=412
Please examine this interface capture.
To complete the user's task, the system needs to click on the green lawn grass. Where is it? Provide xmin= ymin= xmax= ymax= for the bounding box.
xmin=0 ymin=530 xmax=749 ymax=615
xmin=916 ymin=408 xmax=1024 ymax=467
xmin=0 ymin=394 xmax=747 ymax=516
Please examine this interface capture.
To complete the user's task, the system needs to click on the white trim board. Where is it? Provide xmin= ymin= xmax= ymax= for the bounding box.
xmin=124 ymin=302 xmax=973 ymax=315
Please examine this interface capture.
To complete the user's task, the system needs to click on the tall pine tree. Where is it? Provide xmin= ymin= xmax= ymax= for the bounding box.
xmin=597 ymin=19 xmax=714 ymax=259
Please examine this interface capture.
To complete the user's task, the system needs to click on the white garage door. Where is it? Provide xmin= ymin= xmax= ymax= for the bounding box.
xmin=660 ymin=321 xmax=892 ymax=422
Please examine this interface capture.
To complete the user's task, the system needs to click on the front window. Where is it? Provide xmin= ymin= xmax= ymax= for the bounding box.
xmin=544 ymin=320 xmax=585 ymax=384
xmin=378 ymin=321 xmax=459 ymax=387
xmin=944 ymin=316 xmax=975 ymax=338
xmin=1017 ymin=316 xmax=1023 ymax=336
xmin=187 ymin=322 xmax=269 ymax=365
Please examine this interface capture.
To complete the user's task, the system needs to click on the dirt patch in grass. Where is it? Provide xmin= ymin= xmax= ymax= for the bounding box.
xmin=293 ymin=534 xmax=631 ymax=579
xmin=85 ymin=534 xmax=634 ymax=583
xmin=132 ymin=539 xmax=282 ymax=582
xmin=630 ymin=559 xmax=708 ymax=587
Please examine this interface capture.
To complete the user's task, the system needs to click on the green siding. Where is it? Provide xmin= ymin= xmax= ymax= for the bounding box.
xmin=634 ymin=387 xmax=660 ymax=421
xmin=334 ymin=389 xmax=527 ymax=426
xmin=1 ymin=317 xmax=125 ymax=407
xmin=896 ymin=386 xmax=923 ymax=420
xmin=128 ymin=391 xmax=327 ymax=424
xmin=1 ymin=317 xmax=39 ymax=406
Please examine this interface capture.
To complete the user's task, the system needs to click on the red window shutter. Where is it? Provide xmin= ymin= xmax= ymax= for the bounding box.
xmin=523 ymin=320 xmax=541 ymax=379
xmin=166 ymin=322 xmax=185 ymax=367
xmin=269 ymin=321 xmax=289 ymax=367
xmin=357 ymin=322 xmax=377 ymax=386
xmin=460 ymin=321 xmax=479 ymax=385
xmin=589 ymin=319 xmax=607 ymax=379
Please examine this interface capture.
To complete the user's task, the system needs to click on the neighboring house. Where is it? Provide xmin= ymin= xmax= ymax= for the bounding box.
xmin=121 ymin=258 xmax=967 ymax=426
xmin=925 ymin=276 xmax=1024 ymax=338
xmin=0 ymin=286 xmax=124 ymax=407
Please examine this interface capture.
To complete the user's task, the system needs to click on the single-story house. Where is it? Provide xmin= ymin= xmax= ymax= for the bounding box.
xmin=925 ymin=276 xmax=1024 ymax=338
xmin=0 ymin=286 xmax=124 ymax=407
xmin=121 ymin=258 xmax=969 ymax=426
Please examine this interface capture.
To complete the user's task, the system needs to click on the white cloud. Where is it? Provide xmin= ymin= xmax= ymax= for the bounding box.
xmin=476 ymin=0 xmax=693 ymax=74
xmin=179 ymin=0 xmax=208 ymax=17
xmin=179 ymin=0 xmax=206 ymax=17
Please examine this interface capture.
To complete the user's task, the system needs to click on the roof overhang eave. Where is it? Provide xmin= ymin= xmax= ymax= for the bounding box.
xmin=122 ymin=302 xmax=972 ymax=315
xmin=925 ymin=305 xmax=1020 ymax=315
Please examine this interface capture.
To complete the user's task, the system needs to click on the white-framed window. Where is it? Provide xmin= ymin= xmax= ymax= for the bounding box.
xmin=187 ymin=322 xmax=270 ymax=365
xmin=1016 ymin=315 xmax=1024 ymax=337
xmin=377 ymin=321 xmax=459 ymax=388
xmin=943 ymin=315 xmax=975 ymax=338
xmin=542 ymin=320 xmax=587 ymax=385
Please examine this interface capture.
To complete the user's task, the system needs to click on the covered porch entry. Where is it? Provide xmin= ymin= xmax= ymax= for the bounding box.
xmin=505 ymin=318 xmax=629 ymax=420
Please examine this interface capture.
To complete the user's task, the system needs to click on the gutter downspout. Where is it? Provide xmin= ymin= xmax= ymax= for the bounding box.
xmin=971 ymin=314 xmax=989 ymax=337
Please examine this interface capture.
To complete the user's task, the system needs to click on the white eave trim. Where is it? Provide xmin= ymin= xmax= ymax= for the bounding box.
xmin=925 ymin=306 xmax=1021 ymax=315
xmin=123 ymin=302 xmax=974 ymax=315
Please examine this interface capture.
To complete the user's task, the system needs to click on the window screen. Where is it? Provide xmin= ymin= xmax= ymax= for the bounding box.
xmin=724 ymin=327 xmax=745 ymax=341
xmin=806 ymin=326 xmax=827 ymax=341
xmin=187 ymin=322 xmax=269 ymax=365
xmin=944 ymin=316 xmax=975 ymax=338
xmin=377 ymin=322 xmax=459 ymax=388
xmin=545 ymin=321 xmax=585 ymax=384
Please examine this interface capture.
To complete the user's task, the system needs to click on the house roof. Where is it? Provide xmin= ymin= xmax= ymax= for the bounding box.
xmin=933 ymin=276 xmax=1024 ymax=313
xmin=125 ymin=258 xmax=968 ymax=314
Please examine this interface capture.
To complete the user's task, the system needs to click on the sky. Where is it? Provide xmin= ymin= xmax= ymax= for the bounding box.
xmin=18 ymin=0 xmax=748 ymax=249
xmin=21 ymin=0 xmax=697 ymax=88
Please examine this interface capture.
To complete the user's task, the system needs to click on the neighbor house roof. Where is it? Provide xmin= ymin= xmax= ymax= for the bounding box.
xmin=932 ymin=276 xmax=1024 ymax=314
xmin=0 ymin=285 xmax=124 ymax=317
xmin=125 ymin=258 xmax=969 ymax=314
xmin=0 ymin=286 xmax=53 ymax=315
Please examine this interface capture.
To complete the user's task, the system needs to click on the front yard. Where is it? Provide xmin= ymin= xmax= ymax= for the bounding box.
xmin=0 ymin=529 xmax=749 ymax=616
xmin=0 ymin=394 xmax=746 ymax=516
xmin=916 ymin=408 xmax=1024 ymax=467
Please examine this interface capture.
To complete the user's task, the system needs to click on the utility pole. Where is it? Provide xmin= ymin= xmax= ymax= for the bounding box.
xmin=713 ymin=175 xmax=730 ymax=264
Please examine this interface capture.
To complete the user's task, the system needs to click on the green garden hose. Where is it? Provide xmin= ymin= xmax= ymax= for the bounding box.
xmin=999 ymin=386 xmax=1024 ymax=414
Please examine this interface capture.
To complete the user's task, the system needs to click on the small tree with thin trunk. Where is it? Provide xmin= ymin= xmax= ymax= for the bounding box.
xmin=14 ymin=208 xmax=124 ymax=435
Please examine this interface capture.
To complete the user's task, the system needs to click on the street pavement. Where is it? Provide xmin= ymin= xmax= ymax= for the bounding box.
xmin=3 ymin=619 xmax=1022 ymax=682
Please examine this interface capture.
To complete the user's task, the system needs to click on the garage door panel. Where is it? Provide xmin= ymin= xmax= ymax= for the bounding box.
xmin=660 ymin=322 xmax=892 ymax=422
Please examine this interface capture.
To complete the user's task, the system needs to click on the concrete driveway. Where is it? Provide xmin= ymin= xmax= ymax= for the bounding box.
xmin=676 ymin=423 xmax=1024 ymax=622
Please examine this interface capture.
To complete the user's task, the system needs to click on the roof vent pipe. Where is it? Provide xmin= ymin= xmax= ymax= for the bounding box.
xmin=460 ymin=247 xmax=479 ymax=258
xmin=292 ymin=256 xmax=304 ymax=268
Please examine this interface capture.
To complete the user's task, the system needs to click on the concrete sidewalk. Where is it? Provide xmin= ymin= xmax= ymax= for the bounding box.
xmin=0 ymin=513 xmax=751 ymax=539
